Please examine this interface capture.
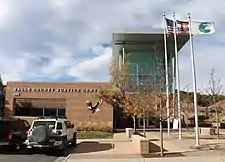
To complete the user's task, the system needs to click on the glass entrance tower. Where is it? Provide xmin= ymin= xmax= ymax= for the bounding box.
xmin=112 ymin=28 xmax=189 ymax=93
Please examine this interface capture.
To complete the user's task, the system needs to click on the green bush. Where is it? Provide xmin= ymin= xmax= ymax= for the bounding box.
xmin=76 ymin=121 xmax=113 ymax=132
xmin=77 ymin=131 xmax=113 ymax=139
xmin=77 ymin=126 xmax=111 ymax=132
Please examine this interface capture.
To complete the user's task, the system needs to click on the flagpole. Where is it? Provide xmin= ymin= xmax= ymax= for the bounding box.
xmin=188 ymin=13 xmax=200 ymax=146
xmin=173 ymin=12 xmax=182 ymax=139
xmin=172 ymin=54 xmax=176 ymax=118
xmin=122 ymin=41 xmax=125 ymax=63
xmin=163 ymin=12 xmax=170 ymax=135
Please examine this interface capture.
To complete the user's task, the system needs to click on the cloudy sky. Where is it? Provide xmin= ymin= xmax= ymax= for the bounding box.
xmin=0 ymin=0 xmax=224 ymax=92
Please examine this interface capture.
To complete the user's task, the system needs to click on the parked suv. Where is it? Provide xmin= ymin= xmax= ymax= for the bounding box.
xmin=25 ymin=116 xmax=77 ymax=154
xmin=0 ymin=118 xmax=31 ymax=151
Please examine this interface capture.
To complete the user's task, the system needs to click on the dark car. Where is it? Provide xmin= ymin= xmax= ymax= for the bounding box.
xmin=0 ymin=118 xmax=30 ymax=151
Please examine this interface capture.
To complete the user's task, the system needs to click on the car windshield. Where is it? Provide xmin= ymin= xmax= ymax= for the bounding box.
xmin=32 ymin=121 xmax=56 ymax=129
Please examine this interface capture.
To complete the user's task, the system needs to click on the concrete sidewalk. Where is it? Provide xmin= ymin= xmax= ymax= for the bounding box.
xmin=146 ymin=131 xmax=225 ymax=153
xmin=66 ymin=133 xmax=140 ymax=159
xmin=146 ymin=132 xmax=195 ymax=154
xmin=66 ymin=156 xmax=225 ymax=162
xmin=64 ymin=132 xmax=225 ymax=162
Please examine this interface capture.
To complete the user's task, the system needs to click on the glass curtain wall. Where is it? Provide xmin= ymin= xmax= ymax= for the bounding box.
xmin=123 ymin=51 xmax=173 ymax=93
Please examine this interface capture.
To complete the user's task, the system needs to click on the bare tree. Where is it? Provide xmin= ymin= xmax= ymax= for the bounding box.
xmin=206 ymin=69 xmax=223 ymax=139
xmin=180 ymin=86 xmax=194 ymax=131
xmin=98 ymin=44 xmax=174 ymax=156
xmin=148 ymin=58 xmax=174 ymax=156
xmin=97 ymin=61 xmax=153 ymax=133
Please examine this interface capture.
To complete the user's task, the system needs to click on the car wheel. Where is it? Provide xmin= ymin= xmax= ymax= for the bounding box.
xmin=10 ymin=142 xmax=22 ymax=152
xmin=27 ymin=148 xmax=35 ymax=154
xmin=15 ymin=143 xmax=21 ymax=150
xmin=57 ymin=139 xmax=67 ymax=156
xmin=71 ymin=133 xmax=77 ymax=147
xmin=8 ymin=142 xmax=21 ymax=153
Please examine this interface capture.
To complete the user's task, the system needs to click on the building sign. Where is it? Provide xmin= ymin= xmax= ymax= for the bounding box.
xmin=13 ymin=87 xmax=99 ymax=96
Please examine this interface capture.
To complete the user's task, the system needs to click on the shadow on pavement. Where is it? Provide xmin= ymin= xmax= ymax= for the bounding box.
xmin=0 ymin=145 xmax=75 ymax=157
xmin=171 ymin=133 xmax=225 ymax=140
xmin=72 ymin=141 xmax=114 ymax=154
xmin=192 ymin=143 xmax=225 ymax=151
xmin=141 ymin=142 xmax=185 ymax=158
xmin=184 ymin=136 xmax=225 ymax=140
xmin=0 ymin=145 xmax=30 ymax=155
xmin=149 ymin=142 xmax=168 ymax=153
xmin=142 ymin=152 xmax=185 ymax=158
xmin=149 ymin=139 xmax=159 ymax=141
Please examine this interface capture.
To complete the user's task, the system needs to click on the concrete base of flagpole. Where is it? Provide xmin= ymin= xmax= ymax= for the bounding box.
xmin=167 ymin=119 xmax=170 ymax=135
xmin=191 ymin=145 xmax=203 ymax=149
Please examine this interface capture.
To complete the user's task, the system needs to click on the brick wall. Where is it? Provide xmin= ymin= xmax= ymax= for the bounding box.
xmin=4 ymin=81 xmax=113 ymax=131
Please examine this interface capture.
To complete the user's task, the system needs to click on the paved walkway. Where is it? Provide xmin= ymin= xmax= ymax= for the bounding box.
xmin=66 ymin=156 xmax=225 ymax=162
xmin=68 ymin=133 xmax=140 ymax=159
xmin=147 ymin=131 xmax=225 ymax=153
xmin=65 ymin=131 xmax=225 ymax=161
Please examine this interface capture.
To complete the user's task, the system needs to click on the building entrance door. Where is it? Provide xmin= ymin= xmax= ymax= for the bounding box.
xmin=138 ymin=118 xmax=155 ymax=128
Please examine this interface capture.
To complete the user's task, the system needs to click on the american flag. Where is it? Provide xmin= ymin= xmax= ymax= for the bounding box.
xmin=165 ymin=18 xmax=189 ymax=34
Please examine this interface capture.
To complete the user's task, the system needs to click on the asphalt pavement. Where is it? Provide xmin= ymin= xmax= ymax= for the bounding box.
xmin=0 ymin=146 xmax=74 ymax=162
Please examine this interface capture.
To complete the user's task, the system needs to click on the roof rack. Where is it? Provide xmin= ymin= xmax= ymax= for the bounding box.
xmin=37 ymin=116 xmax=67 ymax=120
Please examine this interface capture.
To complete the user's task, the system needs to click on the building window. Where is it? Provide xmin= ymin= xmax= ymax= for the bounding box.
xmin=31 ymin=108 xmax=43 ymax=116
xmin=14 ymin=106 xmax=66 ymax=117
xmin=58 ymin=108 xmax=66 ymax=116
xmin=44 ymin=108 xmax=57 ymax=116
xmin=14 ymin=98 xmax=66 ymax=117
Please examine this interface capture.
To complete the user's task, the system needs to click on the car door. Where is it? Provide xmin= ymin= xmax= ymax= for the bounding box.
xmin=23 ymin=120 xmax=31 ymax=131
xmin=10 ymin=121 xmax=23 ymax=140
xmin=22 ymin=120 xmax=30 ymax=138
xmin=56 ymin=122 xmax=65 ymax=137
xmin=0 ymin=121 xmax=10 ymax=141
xmin=17 ymin=121 xmax=26 ymax=139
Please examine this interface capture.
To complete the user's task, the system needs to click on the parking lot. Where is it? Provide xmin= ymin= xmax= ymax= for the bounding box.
xmin=0 ymin=146 xmax=73 ymax=162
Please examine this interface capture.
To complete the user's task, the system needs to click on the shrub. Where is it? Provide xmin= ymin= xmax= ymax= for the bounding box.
xmin=76 ymin=121 xmax=113 ymax=132
xmin=77 ymin=131 xmax=113 ymax=139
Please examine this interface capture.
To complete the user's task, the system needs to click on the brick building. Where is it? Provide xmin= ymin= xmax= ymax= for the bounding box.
xmin=0 ymin=87 xmax=4 ymax=118
xmin=4 ymin=81 xmax=113 ymax=130
xmin=0 ymin=76 xmax=5 ymax=118
xmin=3 ymin=28 xmax=190 ymax=130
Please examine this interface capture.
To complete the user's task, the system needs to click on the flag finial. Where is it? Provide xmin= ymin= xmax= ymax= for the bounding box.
xmin=188 ymin=13 xmax=191 ymax=18
xmin=173 ymin=12 xmax=175 ymax=17
xmin=162 ymin=12 xmax=165 ymax=16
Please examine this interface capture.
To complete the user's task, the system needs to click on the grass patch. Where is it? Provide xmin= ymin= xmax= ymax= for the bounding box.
xmin=77 ymin=131 xmax=113 ymax=139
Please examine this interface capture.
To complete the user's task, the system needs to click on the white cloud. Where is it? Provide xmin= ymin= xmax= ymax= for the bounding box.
xmin=0 ymin=52 xmax=31 ymax=83
xmin=67 ymin=47 xmax=112 ymax=81
xmin=40 ymin=45 xmax=74 ymax=76
xmin=0 ymin=1 xmax=10 ymax=26
xmin=0 ymin=0 xmax=224 ymax=92
xmin=92 ymin=45 xmax=105 ymax=56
